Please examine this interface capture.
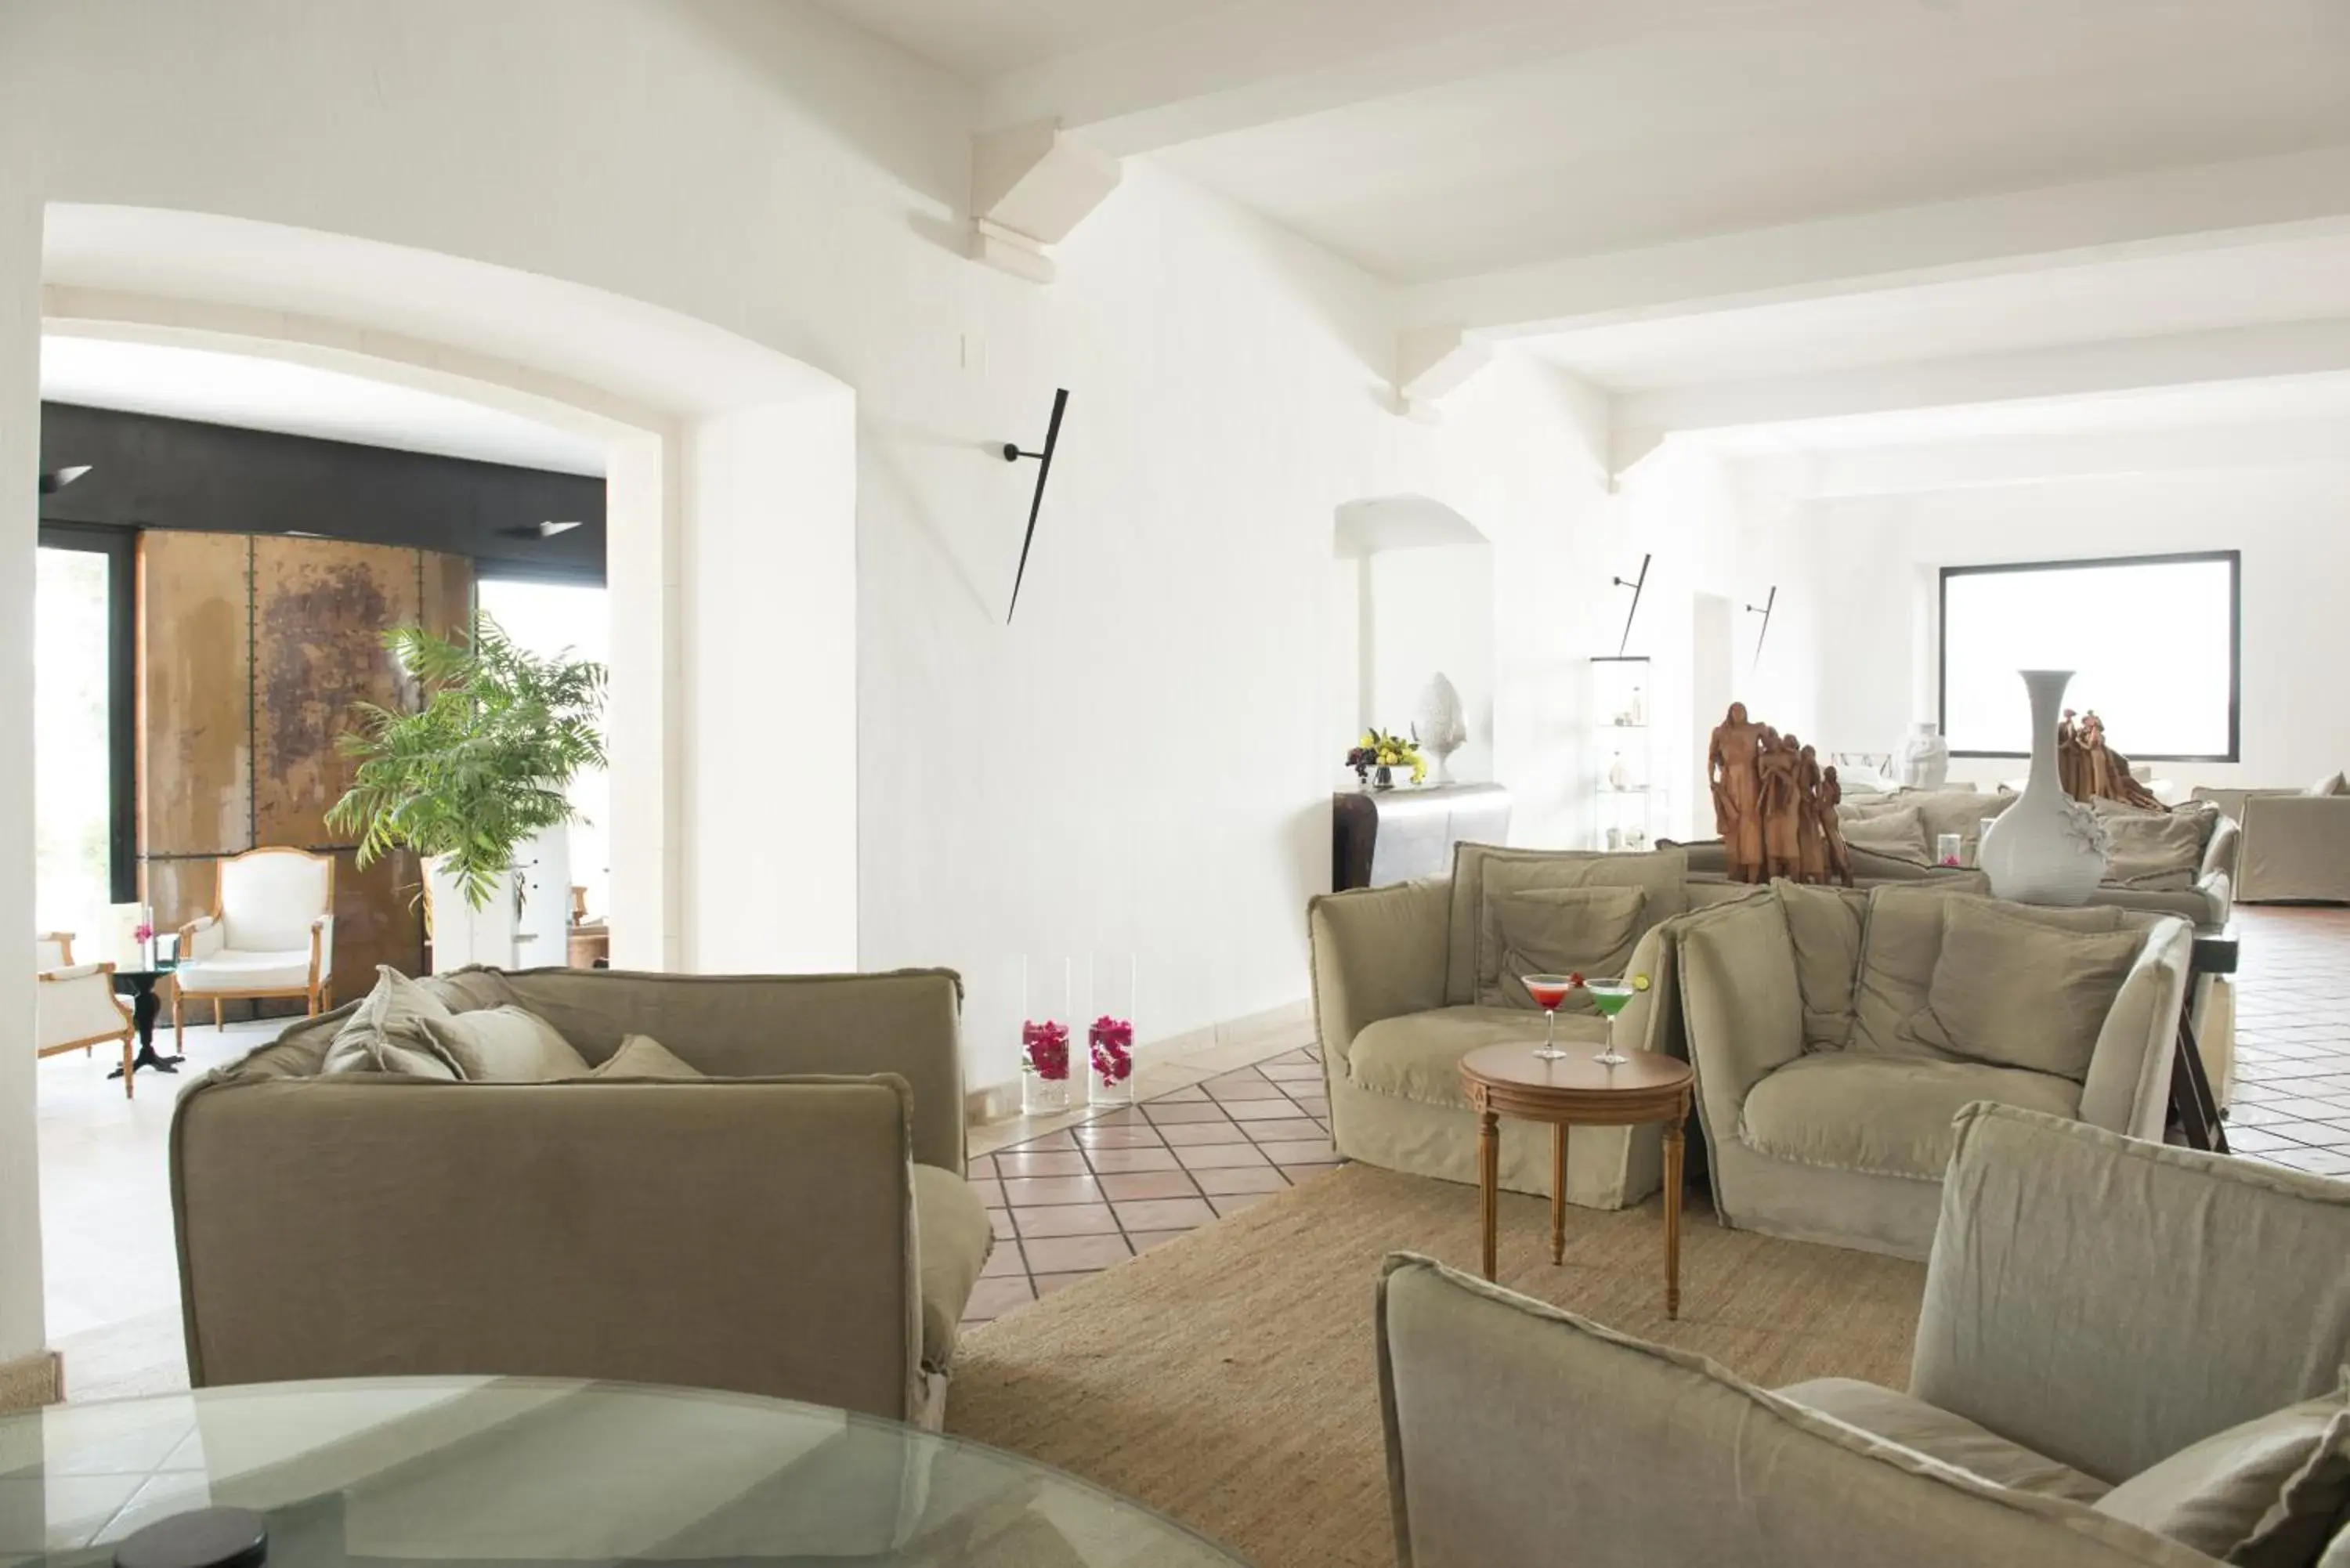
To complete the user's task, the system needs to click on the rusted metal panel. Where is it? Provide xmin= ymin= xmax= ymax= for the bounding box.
xmin=420 ymin=549 xmax=475 ymax=640
xmin=136 ymin=531 xmax=251 ymax=860
xmin=250 ymin=537 xmax=419 ymax=851
xmin=331 ymin=847 xmax=425 ymax=996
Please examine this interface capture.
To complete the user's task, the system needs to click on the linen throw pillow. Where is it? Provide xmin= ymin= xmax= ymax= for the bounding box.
xmin=580 ymin=1034 xmax=705 ymax=1080
xmin=1907 ymin=898 xmax=2142 ymax=1081
xmin=320 ymin=965 xmax=461 ymax=1079
xmin=2308 ymin=773 xmax=2348 ymax=798
xmin=415 ymin=1005 xmax=592 ymax=1082
xmin=2093 ymin=1378 xmax=2350 ymax=1566
xmin=1476 ymin=884 xmax=1647 ymax=1011
xmin=2099 ymin=800 xmax=2217 ymax=891
xmin=1839 ymin=804 xmax=1929 ymax=863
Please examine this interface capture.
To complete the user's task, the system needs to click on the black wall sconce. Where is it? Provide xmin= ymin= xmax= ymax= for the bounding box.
xmin=1610 ymin=552 xmax=1650 ymax=656
xmin=1745 ymin=584 xmax=1778 ymax=666
xmin=1001 ymin=388 xmax=1068 ymax=623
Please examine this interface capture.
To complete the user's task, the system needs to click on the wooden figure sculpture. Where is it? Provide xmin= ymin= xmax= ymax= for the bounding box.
xmin=1759 ymin=731 xmax=1805 ymax=881
xmin=1796 ymin=742 xmax=1828 ymax=883
xmin=2075 ymin=710 xmax=2165 ymax=812
xmin=1819 ymin=764 xmax=1853 ymax=887
xmin=2058 ymin=708 xmax=2090 ymax=801
xmin=1708 ymin=702 xmax=1768 ymax=882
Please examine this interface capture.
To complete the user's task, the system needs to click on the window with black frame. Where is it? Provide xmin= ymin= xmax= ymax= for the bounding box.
xmin=34 ymin=523 xmax=136 ymax=934
xmin=1939 ymin=551 xmax=2240 ymax=761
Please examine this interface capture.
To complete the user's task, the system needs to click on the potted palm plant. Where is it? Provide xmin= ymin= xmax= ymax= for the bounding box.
xmin=327 ymin=613 xmax=606 ymax=970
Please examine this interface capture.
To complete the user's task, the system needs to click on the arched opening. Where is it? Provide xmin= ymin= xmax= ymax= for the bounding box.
xmin=1331 ymin=494 xmax=1495 ymax=782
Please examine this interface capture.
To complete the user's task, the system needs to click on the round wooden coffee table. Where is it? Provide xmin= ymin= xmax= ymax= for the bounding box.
xmin=1459 ymin=1045 xmax=1697 ymax=1317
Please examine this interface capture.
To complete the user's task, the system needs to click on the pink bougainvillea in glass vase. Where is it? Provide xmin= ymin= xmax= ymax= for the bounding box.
xmin=1020 ymin=956 xmax=1075 ymax=1115
xmin=1087 ymin=952 xmax=1138 ymax=1107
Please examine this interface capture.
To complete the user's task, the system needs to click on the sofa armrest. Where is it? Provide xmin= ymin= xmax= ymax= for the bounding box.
xmin=2077 ymin=916 xmax=2191 ymax=1140
xmin=309 ymin=914 xmax=334 ymax=988
xmin=1672 ymin=894 xmax=1804 ymax=1151
xmin=2200 ymin=811 xmax=2240 ymax=893
xmin=1307 ymin=878 xmax=1450 ymax=1076
xmin=172 ymin=1074 xmax=926 ymax=1421
xmin=1377 ymin=1253 xmax=2205 ymax=1568
xmin=1914 ymin=1104 xmax=2350 ymax=1483
xmin=2238 ymin=794 xmax=2350 ymax=902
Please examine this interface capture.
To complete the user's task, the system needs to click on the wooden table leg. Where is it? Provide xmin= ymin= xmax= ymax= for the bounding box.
xmin=1550 ymin=1122 xmax=1568 ymax=1265
xmin=1479 ymin=1108 xmax=1500 ymax=1281
xmin=1662 ymin=1114 xmax=1685 ymax=1321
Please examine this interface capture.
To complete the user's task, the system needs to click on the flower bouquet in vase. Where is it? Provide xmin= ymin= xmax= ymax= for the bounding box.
xmin=1020 ymin=956 xmax=1074 ymax=1115
xmin=1087 ymin=952 xmax=1137 ymax=1107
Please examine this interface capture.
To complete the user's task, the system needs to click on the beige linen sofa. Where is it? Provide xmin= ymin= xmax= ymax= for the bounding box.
xmin=1377 ymin=1104 xmax=2350 ymax=1568
xmin=171 ymin=964 xmax=988 ymax=1428
xmin=2193 ymin=784 xmax=2350 ymax=903
xmin=1307 ymin=847 xmax=1687 ymax=1210
xmin=1668 ymin=882 xmax=2191 ymax=1259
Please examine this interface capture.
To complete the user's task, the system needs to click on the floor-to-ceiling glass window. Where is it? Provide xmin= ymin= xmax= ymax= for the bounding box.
xmin=476 ymin=574 xmax=611 ymax=923
xmin=34 ymin=527 xmax=133 ymax=948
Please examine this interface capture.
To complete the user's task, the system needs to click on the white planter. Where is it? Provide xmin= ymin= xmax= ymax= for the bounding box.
xmin=425 ymin=825 xmax=570 ymax=974
xmin=1896 ymin=721 xmax=1950 ymax=789
xmin=1976 ymin=670 xmax=2110 ymax=906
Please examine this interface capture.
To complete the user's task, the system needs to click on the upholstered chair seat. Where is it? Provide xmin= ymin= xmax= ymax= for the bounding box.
xmin=175 ymin=848 xmax=336 ymax=1043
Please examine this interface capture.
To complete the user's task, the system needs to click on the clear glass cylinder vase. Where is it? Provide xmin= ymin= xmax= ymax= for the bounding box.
xmin=1086 ymin=952 xmax=1137 ymax=1107
xmin=1021 ymin=956 xmax=1074 ymax=1115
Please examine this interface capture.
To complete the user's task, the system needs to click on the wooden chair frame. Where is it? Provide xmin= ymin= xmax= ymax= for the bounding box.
xmin=36 ymin=934 xmax=138 ymax=1099
xmin=174 ymin=847 xmax=336 ymax=1049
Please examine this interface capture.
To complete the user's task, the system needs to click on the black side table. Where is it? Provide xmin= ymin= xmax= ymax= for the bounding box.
xmin=109 ymin=966 xmax=187 ymax=1082
xmin=2171 ymin=927 xmax=2234 ymax=1154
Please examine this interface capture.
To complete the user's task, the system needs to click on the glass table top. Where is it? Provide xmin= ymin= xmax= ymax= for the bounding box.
xmin=0 ymin=1378 xmax=1248 ymax=1567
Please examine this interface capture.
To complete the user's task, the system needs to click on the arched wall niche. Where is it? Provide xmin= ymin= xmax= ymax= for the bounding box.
xmin=1330 ymin=493 xmax=1495 ymax=782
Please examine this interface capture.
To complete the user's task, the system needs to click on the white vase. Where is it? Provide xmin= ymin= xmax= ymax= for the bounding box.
xmin=1896 ymin=721 xmax=1950 ymax=789
xmin=1414 ymin=673 xmax=1468 ymax=784
xmin=1976 ymin=670 xmax=2110 ymax=906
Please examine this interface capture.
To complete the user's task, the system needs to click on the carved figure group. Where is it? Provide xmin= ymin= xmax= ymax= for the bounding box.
xmin=2058 ymin=708 xmax=2165 ymax=813
xmin=1708 ymin=703 xmax=1851 ymax=886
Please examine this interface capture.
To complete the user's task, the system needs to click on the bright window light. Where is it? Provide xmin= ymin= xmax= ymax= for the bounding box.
xmin=478 ymin=576 xmax=611 ymax=920
xmin=1940 ymin=553 xmax=2237 ymax=759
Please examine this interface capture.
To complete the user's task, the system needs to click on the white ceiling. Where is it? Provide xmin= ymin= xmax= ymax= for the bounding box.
xmin=1152 ymin=0 xmax=2350 ymax=283
xmin=1520 ymin=232 xmax=2350 ymax=391
xmin=39 ymin=336 xmax=607 ymax=475
xmin=813 ymin=0 xmax=1221 ymax=78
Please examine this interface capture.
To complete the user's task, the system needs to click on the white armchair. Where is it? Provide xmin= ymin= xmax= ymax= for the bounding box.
xmin=36 ymin=933 xmax=137 ymax=1098
xmin=173 ymin=847 xmax=336 ymax=1046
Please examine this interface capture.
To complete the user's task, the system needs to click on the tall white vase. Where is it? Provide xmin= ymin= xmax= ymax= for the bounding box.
xmin=1976 ymin=669 xmax=2110 ymax=906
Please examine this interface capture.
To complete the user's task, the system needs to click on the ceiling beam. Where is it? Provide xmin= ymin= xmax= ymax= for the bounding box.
xmin=978 ymin=0 xmax=1810 ymax=157
xmin=1405 ymin=146 xmax=2350 ymax=339
xmin=1734 ymin=417 xmax=2350 ymax=500
xmin=968 ymin=119 xmax=1122 ymax=283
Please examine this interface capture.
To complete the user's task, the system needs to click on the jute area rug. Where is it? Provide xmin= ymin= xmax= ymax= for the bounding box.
xmin=947 ymin=1163 xmax=1926 ymax=1568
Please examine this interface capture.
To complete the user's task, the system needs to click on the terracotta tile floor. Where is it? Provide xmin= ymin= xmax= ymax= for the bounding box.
xmin=959 ymin=905 xmax=2350 ymax=1334
xmin=960 ymin=1046 xmax=1338 ymax=1331
xmin=2222 ymin=905 xmax=2350 ymax=1178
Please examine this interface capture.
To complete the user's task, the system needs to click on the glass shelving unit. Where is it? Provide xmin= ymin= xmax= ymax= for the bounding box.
xmin=1587 ymin=656 xmax=1663 ymax=852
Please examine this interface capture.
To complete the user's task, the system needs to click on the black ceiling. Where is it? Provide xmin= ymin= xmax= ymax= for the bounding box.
xmin=38 ymin=402 xmax=606 ymax=582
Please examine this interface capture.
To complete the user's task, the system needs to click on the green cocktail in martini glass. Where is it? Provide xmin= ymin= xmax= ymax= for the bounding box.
xmin=1583 ymin=977 xmax=1637 ymax=1066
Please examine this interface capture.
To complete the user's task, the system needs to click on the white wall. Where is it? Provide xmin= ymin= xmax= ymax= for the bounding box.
xmin=1363 ymin=545 xmax=1495 ymax=782
xmin=0 ymin=0 xmax=1634 ymax=1245
xmin=1755 ymin=457 xmax=2350 ymax=789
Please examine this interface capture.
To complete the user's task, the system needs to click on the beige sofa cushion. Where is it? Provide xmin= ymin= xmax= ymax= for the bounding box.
xmin=1477 ymin=884 xmax=1647 ymax=1010
xmin=320 ymin=966 xmax=461 ymax=1080
xmin=1774 ymin=880 xmax=1868 ymax=1050
xmin=417 ymin=1005 xmax=594 ymax=1082
xmin=2094 ymin=1386 xmax=2350 ymax=1566
xmin=2096 ymin=800 xmax=2218 ymax=891
xmin=1778 ymin=1378 xmax=2110 ymax=1504
xmin=1852 ymin=888 xmax=2128 ymax=1060
xmin=2308 ymin=773 xmax=2347 ymax=798
xmin=1350 ymin=1005 xmax=1610 ymax=1105
xmin=1842 ymin=804 xmax=1929 ymax=863
xmin=911 ymin=1163 xmax=992 ymax=1375
xmin=580 ymin=1034 xmax=703 ymax=1079
xmin=1909 ymin=901 xmax=2144 ymax=1082
xmin=1445 ymin=846 xmax=1687 ymax=1004
xmin=1739 ymin=1054 xmax=2081 ymax=1180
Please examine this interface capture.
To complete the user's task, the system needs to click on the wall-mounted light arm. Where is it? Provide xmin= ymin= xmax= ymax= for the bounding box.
xmin=38 ymin=464 xmax=92 ymax=496
xmin=1002 ymin=387 xmax=1068 ymax=624
xmin=1744 ymin=585 xmax=1778 ymax=667
xmin=1611 ymin=552 xmax=1650 ymax=656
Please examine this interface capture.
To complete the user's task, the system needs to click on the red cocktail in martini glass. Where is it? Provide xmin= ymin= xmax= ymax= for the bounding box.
xmin=1522 ymin=973 xmax=1577 ymax=1060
